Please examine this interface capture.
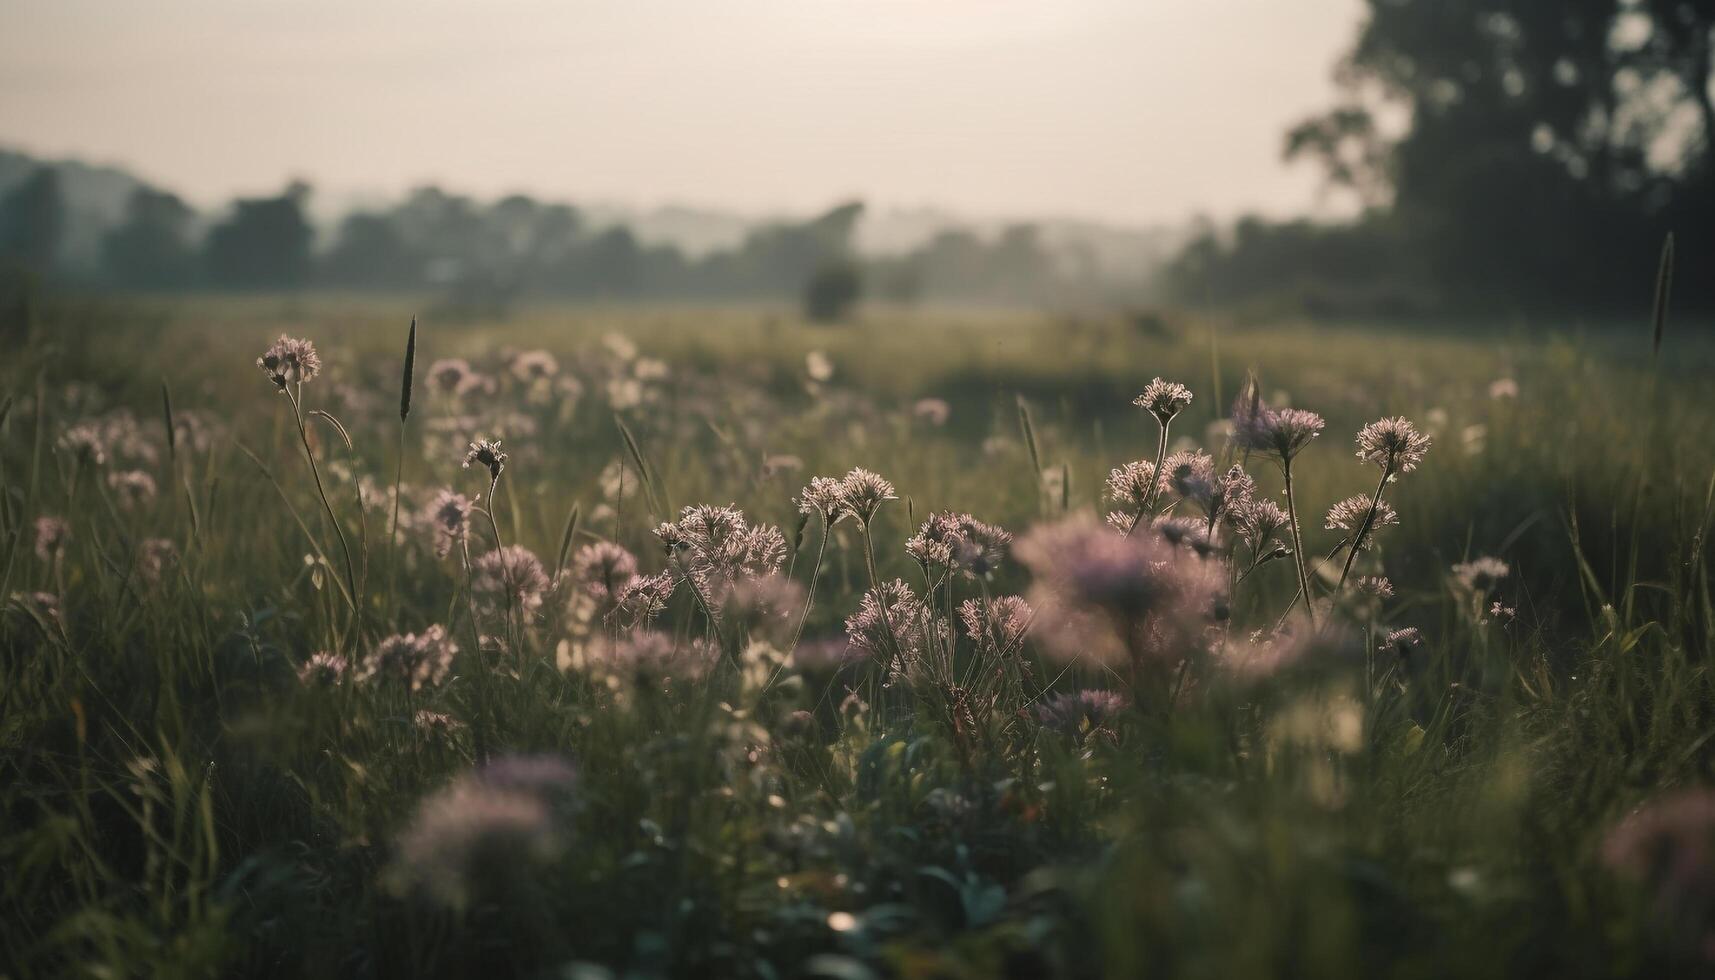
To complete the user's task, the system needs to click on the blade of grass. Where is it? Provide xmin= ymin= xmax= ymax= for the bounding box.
xmin=615 ymin=414 xmax=666 ymax=520
xmin=553 ymin=502 xmax=581 ymax=582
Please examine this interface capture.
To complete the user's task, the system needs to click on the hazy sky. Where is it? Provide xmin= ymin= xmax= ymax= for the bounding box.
xmin=0 ymin=0 xmax=1363 ymax=225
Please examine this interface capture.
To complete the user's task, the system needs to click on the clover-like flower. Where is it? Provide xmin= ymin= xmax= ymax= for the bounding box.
xmin=257 ymin=336 xmax=322 ymax=389
xmin=360 ymin=626 xmax=458 ymax=691
xmin=297 ymin=651 xmax=350 ymax=686
xmin=1356 ymin=417 xmax=1431 ymax=475
xmin=1160 ymin=450 xmax=1215 ymax=506
xmin=1035 ymin=689 xmax=1129 ymax=743
xmin=905 ymin=512 xmax=1012 ymax=577
xmin=474 ymin=546 xmax=551 ymax=615
xmin=1105 ymin=460 xmax=1158 ymax=512
xmin=1237 ymin=406 xmax=1326 ymax=461
xmin=836 ymin=468 xmax=896 ymax=524
xmin=795 ymin=476 xmax=848 ymax=521
xmin=424 ymin=489 xmax=474 ymax=559
xmin=571 ymin=541 xmax=639 ymax=603
xmin=463 ymin=437 xmax=507 ymax=482
xmin=1324 ymin=495 xmax=1399 ymax=549
xmin=958 ymin=595 xmax=1033 ymax=656
xmin=34 ymin=516 xmax=70 ymax=563
xmin=1451 ymin=556 xmax=1510 ymax=593
xmin=1133 ymin=378 xmax=1193 ymax=426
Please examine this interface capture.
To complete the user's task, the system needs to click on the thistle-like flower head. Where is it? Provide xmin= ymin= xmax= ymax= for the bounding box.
xmin=108 ymin=470 xmax=158 ymax=510
xmin=136 ymin=538 xmax=179 ymax=585
xmin=836 ymin=468 xmax=896 ymax=524
xmin=1356 ymin=417 xmax=1431 ymax=475
xmin=1324 ymin=495 xmax=1399 ymax=549
xmin=360 ymin=626 xmax=458 ymax=692
xmin=844 ymin=579 xmax=934 ymax=669
xmin=257 ymin=336 xmax=322 ymax=390
xmin=1380 ymin=627 xmax=1422 ymax=655
xmin=1134 ymin=378 xmax=1193 ymax=426
xmin=1105 ymin=460 xmax=1158 ymax=512
xmin=297 ymin=651 xmax=350 ymax=686
xmin=34 ymin=516 xmax=69 ymax=563
xmin=1354 ymin=576 xmax=1394 ymax=600
xmin=1451 ymin=556 xmax=1511 ymax=593
xmin=571 ymin=541 xmax=639 ymax=603
xmin=474 ymin=546 xmax=551 ymax=614
xmin=1208 ymin=465 xmax=1256 ymax=521
xmin=1237 ymin=406 xmax=1326 ymax=461
xmin=463 ymin=437 xmax=507 ymax=482
xmin=1013 ymin=513 xmax=1227 ymax=669
xmin=509 ymin=350 xmax=559 ymax=381
xmin=905 ymin=512 xmax=1012 ymax=577
xmin=391 ymin=756 xmax=576 ymax=908
xmin=58 ymin=423 xmax=108 ymax=466
xmin=958 ymin=595 xmax=1033 ymax=655
xmin=796 ymin=476 xmax=848 ymax=521
xmin=1160 ymin=450 xmax=1216 ymax=506
xmin=1035 ymin=689 xmax=1129 ymax=742
xmin=1229 ymin=496 xmax=1289 ymax=554
xmin=424 ymin=489 xmax=474 ymax=559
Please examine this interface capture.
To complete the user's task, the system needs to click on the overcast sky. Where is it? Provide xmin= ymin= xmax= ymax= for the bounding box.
xmin=0 ymin=0 xmax=1363 ymax=225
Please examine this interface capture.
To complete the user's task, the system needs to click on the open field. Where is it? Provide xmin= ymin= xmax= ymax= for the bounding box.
xmin=6 ymin=296 xmax=1715 ymax=978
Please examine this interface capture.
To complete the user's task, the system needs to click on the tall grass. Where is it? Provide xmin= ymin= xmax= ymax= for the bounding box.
xmin=3 ymin=297 xmax=1715 ymax=978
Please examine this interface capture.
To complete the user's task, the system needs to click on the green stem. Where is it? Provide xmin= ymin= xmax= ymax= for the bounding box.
xmin=1281 ymin=454 xmax=1316 ymax=629
xmin=384 ymin=420 xmax=406 ymax=627
xmin=461 ymin=539 xmax=494 ymax=763
xmin=483 ymin=473 xmax=518 ymax=664
xmin=789 ymin=518 xmax=829 ymax=653
xmin=762 ymin=515 xmax=830 ymax=696
xmin=286 ymin=386 xmax=359 ymax=635
xmin=1334 ymin=463 xmax=1393 ymax=595
xmin=1128 ymin=419 xmax=1172 ymax=537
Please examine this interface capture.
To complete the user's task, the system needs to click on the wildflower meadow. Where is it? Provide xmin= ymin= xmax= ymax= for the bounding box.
xmin=5 ymin=296 xmax=1715 ymax=978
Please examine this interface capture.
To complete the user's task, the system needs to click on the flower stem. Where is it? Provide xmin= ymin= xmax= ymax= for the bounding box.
xmin=1129 ymin=419 xmax=1172 ymax=537
xmin=1334 ymin=463 xmax=1393 ymax=595
xmin=1281 ymin=455 xmax=1316 ymax=629
xmin=762 ymin=515 xmax=830 ymax=696
xmin=461 ymin=539 xmax=493 ymax=763
xmin=484 ymin=473 xmax=518 ymax=663
xmin=286 ymin=386 xmax=359 ymax=631
xmin=858 ymin=519 xmax=907 ymax=675
xmin=788 ymin=516 xmax=829 ymax=653
xmin=384 ymin=421 xmax=406 ymax=628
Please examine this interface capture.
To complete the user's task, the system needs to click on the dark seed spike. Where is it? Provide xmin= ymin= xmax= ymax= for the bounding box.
xmin=1652 ymin=232 xmax=1675 ymax=360
xmin=160 ymin=379 xmax=176 ymax=463
xmin=400 ymin=316 xmax=418 ymax=422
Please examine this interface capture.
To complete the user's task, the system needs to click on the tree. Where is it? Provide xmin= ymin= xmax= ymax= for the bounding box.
xmin=0 ymin=167 xmax=66 ymax=276
xmin=101 ymin=188 xmax=197 ymax=288
xmin=803 ymin=261 xmax=862 ymax=322
xmin=321 ymin=212 xmax=420 ymax=288
xmin=204 ymin=182 xmax=314 ymax=289
xmin=1283 ymin=0 xmax=1715 ymax=311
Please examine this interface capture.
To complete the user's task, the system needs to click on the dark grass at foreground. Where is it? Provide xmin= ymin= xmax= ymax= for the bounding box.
xmin=4 ymin=297 xmax=1715 ymax=978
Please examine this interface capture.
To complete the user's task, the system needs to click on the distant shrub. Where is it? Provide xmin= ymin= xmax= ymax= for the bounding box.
xmin=803 ymin=261 xmax=862 ymax=323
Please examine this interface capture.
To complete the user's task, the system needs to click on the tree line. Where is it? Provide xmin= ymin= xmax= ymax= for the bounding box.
xmin=1166 ymin=0 xmax=1715 ymax=317
xmin=0 ymin=171 xmax=1129 ymax=317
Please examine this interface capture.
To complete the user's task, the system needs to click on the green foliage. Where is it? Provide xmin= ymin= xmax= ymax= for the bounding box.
xmin=1179 ymin=0 xmax=1715 ymax=316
